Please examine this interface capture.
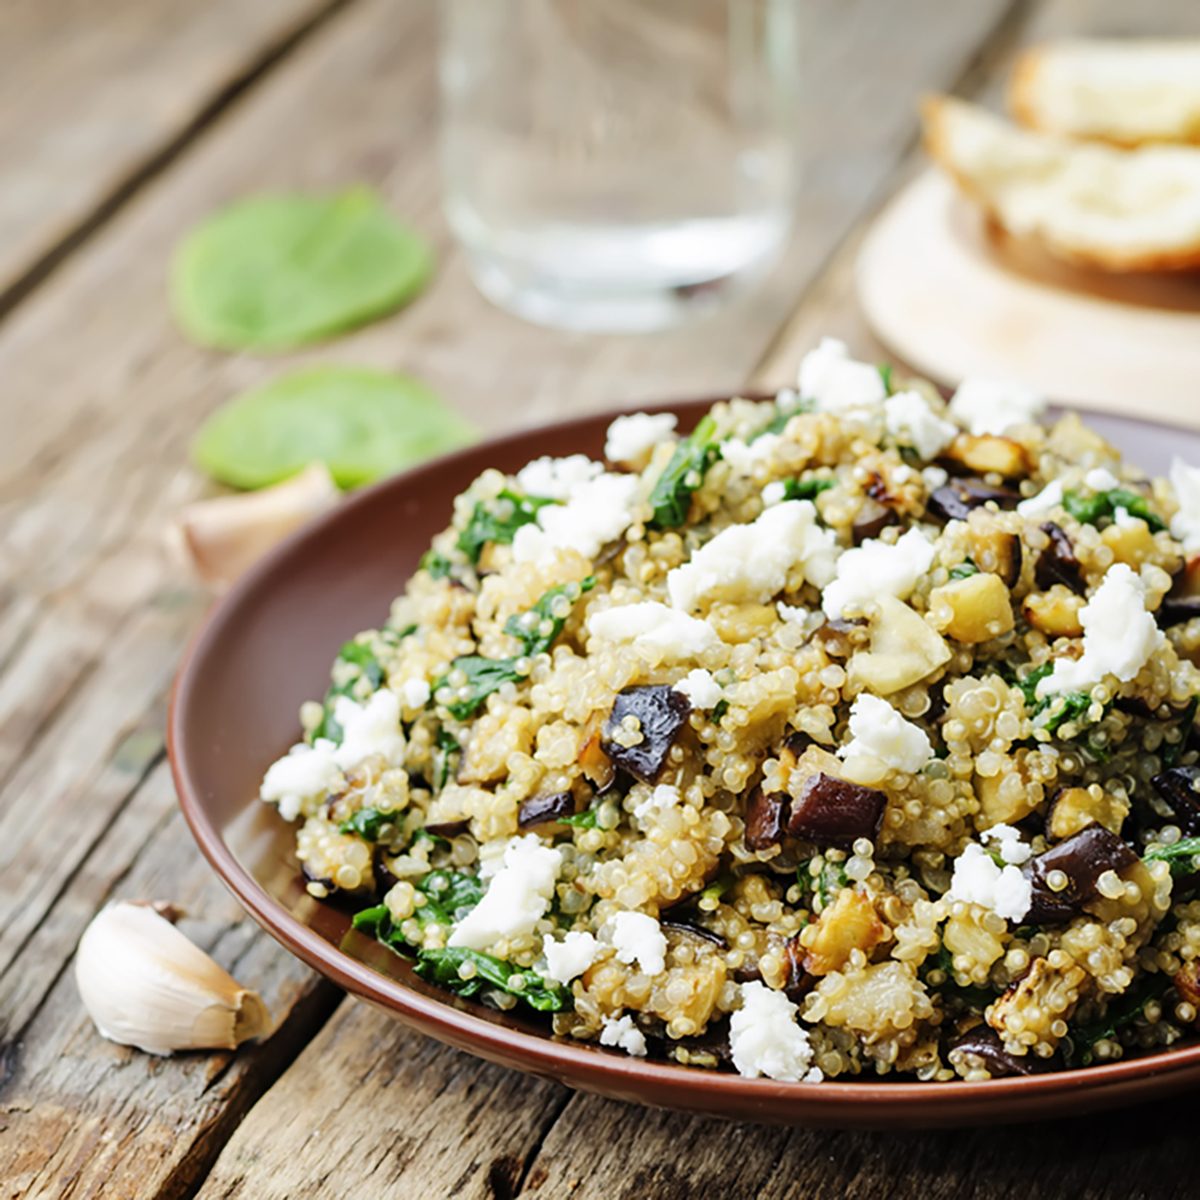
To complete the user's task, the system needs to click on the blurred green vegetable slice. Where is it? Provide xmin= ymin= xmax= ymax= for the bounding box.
xmin=171 ymin=189 xmax=432 ymax=349
xmin=193 ymin=364 xmax=476 ymax=489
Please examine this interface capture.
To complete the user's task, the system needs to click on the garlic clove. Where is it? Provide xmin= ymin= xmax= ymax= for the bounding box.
xmin=75 ymin=901 xmax=270 ymax=1056
xmin=166 ymin=461 xmax=340 ymax=590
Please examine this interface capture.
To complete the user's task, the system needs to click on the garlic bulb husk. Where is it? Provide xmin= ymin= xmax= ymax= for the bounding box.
xmin=75 ymin=901 xmax=270 ymax=1056
xmin=166 ymin=461 xmax=339 ymax=590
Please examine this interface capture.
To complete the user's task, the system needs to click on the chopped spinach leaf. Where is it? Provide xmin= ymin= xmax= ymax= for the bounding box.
xmin=1144 ymin=835 xmax=1200 ymax=878
xmin=797 ymin=859 xmax=848 ymax=908
xmin=1064 ymin=974 xmax=1171 ymax=1066
xmin=1164 ymin=698 xmax=1199 ymax=768
xmin=560 ymin=807 xmax=600 ymax=829
xmin=503 ymin=576 xmax=596 ymax=657
xmin=699 ymin=874 xmax=735 ymax=905
xmin=420 ymin=549 xmax=454 ymax=579
xmin=435 ymin=727 xmax=460 ymax=790
xmin=1063 ymin=487 xmax=1166 ymax=533
xmin=949 ymin=559 xmax=980 ymax=580
xmin=436 ymin=654 xmax=523 ymax=721
xmin=711 ymin=698 xmax=729 ymax=724
xmin=414 ymin=947 xmax=571 ymax=1012
xmin=310 ymin=636 xmax=391 ymax=743
xmin=1017 ymin=662 xmax=1055 ymax=709
xmin=457 ymin=489 xmax=557 ymax=563
xmin=648 ymin=414 xmax=719 ymax=528
xmin=749 ymin=397 xmax=816 ymax=443
xmin=926 ymin=940 xmax=995 ymax=1010
xmin=414 ymin=869 xmax=486 ymax=926
xmin=778 ymin=477 xmax=835 ymax=503
xmin=1034 ymin=690 xmax=1095 ymax=734
xmin=878 ymin=363 xmax=894 ymax=395
xmin=338 ymin=807 xmax=402 ymax=841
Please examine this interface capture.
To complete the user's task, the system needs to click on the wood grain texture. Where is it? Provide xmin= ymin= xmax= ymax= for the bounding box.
xmin=0 ymin=0 xmax=348 ymax=309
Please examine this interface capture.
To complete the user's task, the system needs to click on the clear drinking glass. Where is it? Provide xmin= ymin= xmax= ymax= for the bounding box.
xmin=438 ymin=0 xmax=800 ymax=332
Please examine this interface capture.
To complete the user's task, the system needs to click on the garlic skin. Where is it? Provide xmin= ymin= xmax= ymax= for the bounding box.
xmin=166 ymin=461 xmax=339 ymax=590
xmin=75 ymin=901 xmax=270 ymax=1056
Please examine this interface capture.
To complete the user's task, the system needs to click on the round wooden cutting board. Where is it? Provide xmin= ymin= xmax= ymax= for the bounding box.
xmin=856 ymin=169 xmax=1200 ymax=428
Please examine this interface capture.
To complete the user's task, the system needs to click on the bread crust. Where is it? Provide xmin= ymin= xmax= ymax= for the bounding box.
xmin=921 ymin=94 xmax=1200 ymax=275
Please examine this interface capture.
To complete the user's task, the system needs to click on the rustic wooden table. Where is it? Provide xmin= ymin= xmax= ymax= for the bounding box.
xmin=5 ymin=2 xmax=1200 ymax=1197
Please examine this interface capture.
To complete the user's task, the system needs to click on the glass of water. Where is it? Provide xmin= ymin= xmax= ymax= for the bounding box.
xmin=438 ymin=0 xmax=800 ymax=332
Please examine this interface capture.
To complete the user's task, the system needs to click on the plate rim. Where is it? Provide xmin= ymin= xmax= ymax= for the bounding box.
xmin=169 ymin=395 xmax=1200 ymax=1121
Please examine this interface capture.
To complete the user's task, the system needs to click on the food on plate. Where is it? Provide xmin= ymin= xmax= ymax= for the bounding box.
xmin=258 ymin=337 xmax=1200 ymax=1083
xmin=171 ymin=188 xmax=433 ymax=350
xmin=922 ymin=94 xmax=1200 ymax=272
xmin=192 ymin=364 xmax=475 ymax=490
xmin=75 ymin=901 xmax=269 ymax=1056
xmin=1010 ymin=39 xmax=1200 ymax=147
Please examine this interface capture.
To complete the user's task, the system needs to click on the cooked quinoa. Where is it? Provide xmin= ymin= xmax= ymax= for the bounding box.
xmin=260 ymin=336 xmax=1200 ymax=1083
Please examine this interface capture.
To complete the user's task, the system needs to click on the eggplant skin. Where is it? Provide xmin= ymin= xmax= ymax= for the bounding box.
xmin=517 ymin=791 xmax=575 ymax=829
xmin=927 ymin=479 xmax=1019 ymax=522
xmin=1035 ymin=522 xmax=1086 ymax=596
xmin=949 ymin=1027 xmax=1037 ymax=1077
xmin=1023 ymin=825 xmax=1138 ymax=924
xmin=602 ymin=685 xmax=691 ymax=784
xmin=744 ymin=786 xmax=789 ymax=851
xmin=785 ymin=773 xmax=886 ymax=849
xmin=1151 ymin=766 xmax=1200 ymax=835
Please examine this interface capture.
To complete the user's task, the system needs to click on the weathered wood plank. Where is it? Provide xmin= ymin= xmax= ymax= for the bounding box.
xmin=0 ymin=0 xmax=349 ymax=309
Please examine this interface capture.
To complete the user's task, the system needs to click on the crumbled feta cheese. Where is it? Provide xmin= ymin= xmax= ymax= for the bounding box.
xmin=949 ymin=377 xmax=1045 ymax=436
xmin=448 ymin=835 xmax=562 ymax=951
xmin=331 ymin=689 xmax=405 ymax=770
xmin=1036 ymin=563 xmax=1164 ymax=698
xmin=821 ymin=527 xmax=935 ymax=619
xmin=515 ymin=454 xmax=603 ymax=500
xmin=632 ymin=783 xmax=680 ymax=822
xmin=893 ymin=465 xmax=916 ymax=484
xmin=260 ymin=739 xmax=341 ymax=822
xmin=609 ymin=911 xmax=667 ymax=976
xmin=837 ymin=694 xmax=932 ymax=784
xmin=729 ymin=982 xmax=822 ymax=1083
xmin=599 ymin=1013 xmax=647 ymax=1058
xmin=721 ymin=433 xmax=781 ymax=474
xmin=948 ymin=842 xmax=1032 ymax=922
xmin=1017 ymin=479 xmax=1064 ymax=517
xmin=512 ymin=472 xmax=639 ymax=564
xmin=604 ymin=412 xmax=677 ymax=466
xmin=667 ymin=500 xmax=839 ymax=613
xmin=981 ymin=823 xmax=1032 ymax=866
xmin=1084 ymin=467 xmax=1121 ymax=492
xmin=798 ymin=337 xmax=886 ymax=414
xmin=883 ymin=390 xmax=957 ymax=460
xmin=762 ymin=480 xmax=787 ymax=507
xmin=776 ymin=601 xmax=809 ymax=624
xmin=587 ymin=601 xmax=721 ymax=660
xmin=775 ymin=386 xmax=802 ymax=414
xmin=399 ymin=677 xmax=431 ymax=710
xmin=1170 ymin=458 xmax=1200 ymax=553
xmin=673 ymin=668 xmax=722 ymax=709
xmin=542 ymin=931 xmax=602 ymax=984
xmin=922 ymin=465 xmax=949 ymax=491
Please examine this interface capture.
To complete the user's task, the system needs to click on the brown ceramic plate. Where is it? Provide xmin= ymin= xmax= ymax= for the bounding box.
xmin=170 ymin=398 xmax=1200 ymax=1130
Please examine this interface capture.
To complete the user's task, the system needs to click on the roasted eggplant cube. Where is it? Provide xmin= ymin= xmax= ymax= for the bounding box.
xmin=744 ymin=786 xmax=789 ymax=851
xmin=1151 ymin=766 xmax=1200 ymax=836
xmin=517 ymin=790 xmax=575 ymax=829
xmin=1035 ymin=522 xmax=1086 ymax=595
xmin=927 ymin=479 xmax=1019 ymax=522
xmin=949 ymin=1027 xmax=1037 ymax=1077
xmin=785 ymin=772 xmax=886 ymax=848
xmin=602 ymin=685 xmax=691 ymax=783
xmin=852 ymin=496 xmax=899 ymax=544
xmin=1023 ymin=825 xmax=1138 ymax=924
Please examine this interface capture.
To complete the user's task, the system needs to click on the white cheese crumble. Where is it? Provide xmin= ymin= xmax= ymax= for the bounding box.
xmin=837 ymin=694 xmax=932 ymax=784
xmin=331 ymin=689 xmax=405 ymax=771
xmin=1170 ymin=457 xmax=1200 ymax=553
xmin=672 ymin=668 xmax=722 ymax=709
xmin=883 ymin=390 xmax=957 ymax=460
xmin=762 ymin=480 xmax=787 ymax=507
xmin=260 ymin=740 xmax=341 ymax=822
xmin=599 ymin=1013 xmax=647 ymax=1058
xmin=981 ymin=822 xmax=1032 ymax=866
xmin=587 ymin=601 xmax=722 ymax=660
xmin=632 ymin=783 xmax=681 ymax=822
xmin=729 ymin=982 xmax=822 ymax=1083
xmin=512 ymin=472 xmax=639 ymax=564
xmin=798 ymin=337 xmax=886 ymax=415
xmin=541 ymin=931 xmax=602 ymax=984
xmin=776 ymin=601 xmax=809 ymax=624
xmin=949 ymin=377 xmax=1046 ymax=436
xmin=1084 ymin=466 xmax=1121 ymax=492
xmin=721 ymin=433 xmax=782 ymax=474
xmin=399 ymin=677 xmax=431 ymax=710
xmin=448 ymin=835 xmax=562 ymax=951
xmin=1017 ymin=479 xmax=1064 ymax=518
xmin=604 ymin=412 xmax=678 ymax=466
xmin=515 ymin=454 xmax=603 ymax=500
xmin=1036 ymin=563 xmax=1164 ymax=698
xmin=948 ymin=842 xmax=1032 ymax=922
xmin=922 ymin=465 xmax=949 ymax=491
xmin=667 ymin=500 xmax=839 ymax=613
xmin=821 ymin=527 xmax=936 ymax=619
xmin=609 ymin=912 xmax=667 ymax=977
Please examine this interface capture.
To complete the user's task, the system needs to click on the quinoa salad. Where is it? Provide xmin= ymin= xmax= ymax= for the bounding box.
xmin=259 ymin=338 xmax=1200 ymax=1084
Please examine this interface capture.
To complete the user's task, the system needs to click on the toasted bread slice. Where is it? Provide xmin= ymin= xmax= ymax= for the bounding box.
xmin=1010 ymin=39 xmax=1200 ymax=146
xmin=923 ymin=94 xmax=1200 ymax=273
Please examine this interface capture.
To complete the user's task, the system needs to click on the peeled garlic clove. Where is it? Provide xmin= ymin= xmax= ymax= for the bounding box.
xmin=75 ymin=901 xmax=270 ymax=1056
xmin=166 ymin=461 xmax=339 ymax=590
